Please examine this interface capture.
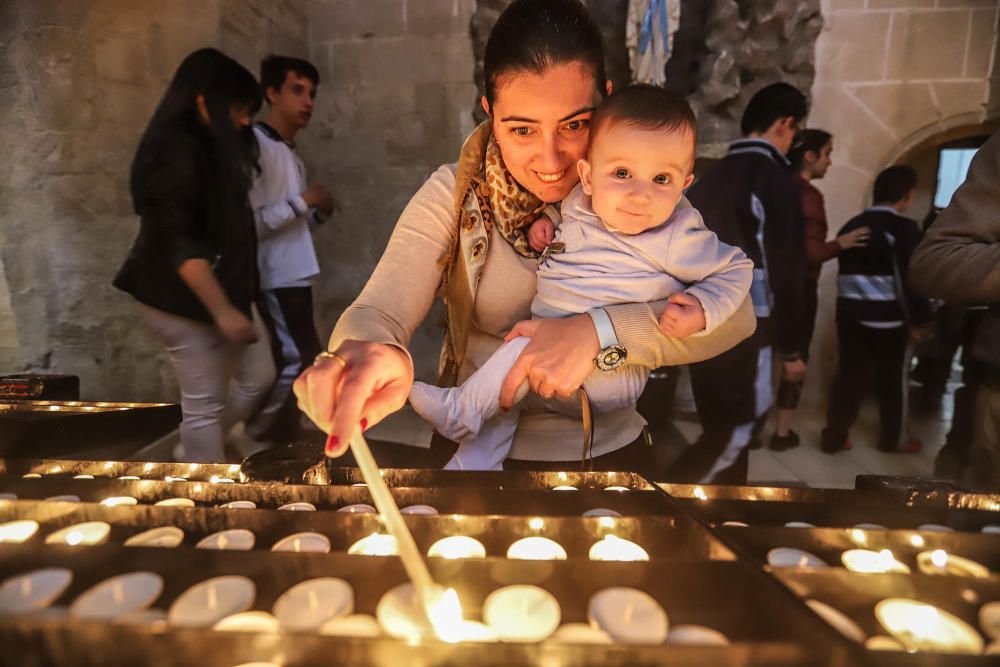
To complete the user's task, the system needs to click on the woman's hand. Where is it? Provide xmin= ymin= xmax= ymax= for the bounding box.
xmin=214 ymin=306 xmax=257 ymax=344
xmin=293 ymin=340 xmax=413 ymax=457
xmin=837 ymin=226 xmax=871 ymax=250
xmin=499 ymin=314 xmax=600 ymax=408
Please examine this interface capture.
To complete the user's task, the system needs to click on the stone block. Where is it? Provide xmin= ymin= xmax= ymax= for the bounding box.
xmin=308 ymin=0 xmax=405 ymax=42
xmin=23 ymin=27 xmax=97 ymax=131
xmin=356 ymin=36 xmax=444 ymax=87
xmin=815 ymin=13 xmax=889 ymax=83
xmin=810 ymin=85 xmax=896 ymax=173
xmin=98 ymin=80 xmax=160 ymax=132
xmin=886 ymin=10 xmax=969 ymax=80
xmin=932 ymin=80 xmax=988 ymax=119
xmin=405 ymin=0 xmax=475 ymax=36
xmin=851 ymin=82 xmax=940 ymax=142
xmin=965 ymin=9 xmax=997 ymax=79
xmin=825 ymin=0 xmax=864 ymax=11
xmin=17 ymin=0 xmax=91 ymax=27
xmin=936 ymin=0 xmax=997 ymax=7
xmin=867 ymin=0 xmax=933 ymax=9
xmin=94 ymin=34 xmax=148 ymax=84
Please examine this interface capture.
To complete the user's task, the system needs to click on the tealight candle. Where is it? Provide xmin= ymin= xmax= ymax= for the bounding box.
xmin=44 ymin=495 xmax=79 ymax=503
xmin=271 ymin=532 xmax=331 ymax=554
xmin=219 ymin=500 xmax=256 ymax=510
xmin=155 ymin=498 xmax=195 ymax=507
xmin=0 ymin=493 xmax=16 ymax=500
xmin=552 ymin=485 xmax=577 ymax=491
xmin=45 ymin=521 xmax=111 ymax=546
xmin=320 ymin=613 xmax=382 ymax=637
xmin=213 ymin=611 xmax=281 ymax=633
xmin=841 ymin=549 xmax=910 ymax=574
xmin=164 ymin=476 xmax=187 ymax=483
xmin=118 ymin=476 xmax=140 ymax=481
xmin=278 ymin=502 xmax=316 ymax=512
xmin=483 ymin=585 xmax=561 ymax=642
xmin=272 ymin=577 xmax=353 ymax=631
xmin=548 ymin=623 xmax=612 ymax=644
xmin=767 ymin=547 xmax=828 ymax=568
xmin=100 ymin=496 xmax=138 ymax=507
xmin=917 ymin=523 xmax=954 ymax=533
xmin=588 ymin=587 xmax=668 ymax=645
xmin=582 ymin=508 xmax=622 ymax=518
xmin=22 ymin=473 xmax=41 ymax=479
xmin=865 ymin=635 xmax=905 ymax=651
xmin=979 ymin=601 xmax=1000 ymax=640
xmin=338 ymin=503 xmax=377 ymax=514
xmin=400 ymin=504 xmax=439 ymax=516
xmin=124 ymin=527 xmax=184 ymax=548
xmin=209 ymin=476 xmax=235 ymax=484
xmin=604 ymin=486 xmax=631 ymax=492
xmin=588 ymin=535 xmax=649 ymax=562
xmin=167 ymin=576 xmax=256 ymax=628
xmin=916 ymin=550 xmax=990 ymax=578
xmin=0 ymin=568 xmax=73 ymax=614
xmin=876 ymin=598 xmax=983 ymax=654
xmin=348 ymin=532 xmax=399 ymax=556
xmin=784 ymin=521 xmax=815 ymax=529
xmin=427 ymin=536 xmax=486 ymax=560
xmin=506 ymin=536 xmax=567 ymax=561
xmin=69 ymin=572 xmax=163 ymax=620
xmin=667 ymin=624 xmax=730 ymax=646
xmin=0 ymin=520 xmax=39 ymax=544
xmin=805 ymin=599 xmax=865 ymax=643
xmin=72 ymin=475 xmax=94 ymax=480
xmin=375 ymin=582 xmax=433 ymax=641
xmin=196 ymin=529 xmax=255 ymax=551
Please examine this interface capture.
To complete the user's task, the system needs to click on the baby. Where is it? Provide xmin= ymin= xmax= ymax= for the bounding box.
xmin=410 ymin=85 xmax=754 ymax=470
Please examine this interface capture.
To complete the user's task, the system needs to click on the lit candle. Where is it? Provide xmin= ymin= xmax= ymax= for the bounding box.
xmin=45 ymin=521 xmax=111 ymax=546
xmin=916 ymin=550 xmax=990 ymax=578
xmin=806 ymin=599 xmax=866 ymax=643
xmin=209 ymin=476 xmax=235 ymax=484
xmin=68 ymin=572 xmax=163 ymax=620
xmin=124 ymin=526 xmax=184 ymax=548
xmin=548 ymin=623 xmax=612 ymax=644
xmin=43 ymin=495 xmax=79 ymax=503
xmin=348 ymin=533 xmax=399 ymax=556
xmin=0 ymin=520 xmax=39 ymax=544
xmin=320 ymin=613 xmax=382 ymax=637
xmin=767 ymin=547 xmax=828 ymax=568
xmin=400 ymin=504 xmax=438 ymax=516
xmin=583 ymin=508 xmax=622 ymax=518
xmin=588 ymin=535 xmax=649 ymax=562
xmin=0 ymin=568 xmax=73 ymax=614
xmin=213 ymin=610 xmax=281 ymax=633
xmin=506 ymin=536 xmax=567 ymax=560
xmin=100 ymin=496 xmax=138 ymax=507
xmin=552 ymin=485 xmax=577 ymax=491
xmin=72 ymin=475 xmax=94 ymax=480
xmin=22 ymin=474 xmax=41 ymax=479
xmin=118 ymin=476 xmax=140 ymax=481
xmin=876 ymin=598 xmax=983 ymax=654
xmin=278 ymin=502 xmax=316 ymax=512
xmin=693 ymin=486 xmax=708 ymax=500
xmin=164 ymin=476 xmax=187 ymax=483
xmin=841 ymin=549 xmax=910 ymax=574
xmin=483 ymin=585 xmax=561 ymax=642
xmin=427 ymin=535 xmax=486 ymax=559
xmin=154 ymin=498 xmax=194 ymax=507
xmin=219 ymin=500 xmax=255 ymax=510
xmin=666 ymin=624 xmax=730 ymax=646
xmin=604 ymin=486 xmax=631 ymax=492
xmin=338 ymin=503 xmax=377 ymax=514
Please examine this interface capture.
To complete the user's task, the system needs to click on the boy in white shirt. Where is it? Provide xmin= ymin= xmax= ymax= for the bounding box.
xmin=409 ymin=85 xmax=753 ymax=470
xmin=243 ymin=55 xmax=335 ymax=449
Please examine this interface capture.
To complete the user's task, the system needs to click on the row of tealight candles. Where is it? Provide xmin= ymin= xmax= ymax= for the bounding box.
xmin=0 ymin=518 xmax=650 ymax=561
xmin=0 ymin=567 xmax=726 ymax=646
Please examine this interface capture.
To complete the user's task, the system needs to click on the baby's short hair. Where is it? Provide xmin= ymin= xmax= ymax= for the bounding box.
xmin=591 ymin=84 xmax=698 ymax=160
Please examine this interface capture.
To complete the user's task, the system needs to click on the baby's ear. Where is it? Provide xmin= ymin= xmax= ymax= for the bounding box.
xmin=683 ymin=173 xmax=695 ymax=190
xmin=578 ymin=159 xmax=593 ymax=196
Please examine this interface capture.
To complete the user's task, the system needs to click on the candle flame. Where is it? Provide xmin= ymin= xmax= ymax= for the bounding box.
xmin=910 ymin=534 xmax=925 ymax=548
xmin=427 ymin=588 xmax=464 ymax=643
xmin=878 ymin=549 xmax=896 ymax=570
xmin=693 ymin=486 xmax=708 ymax=500
xmin=930 ymin=549 xmax=948 ymax=569
xmin=528 ymin=517 xmax=544 ymax=531
xmin=850 ymin=529 xmax=866 ymax=545
xmin=65 ymin=530 xmax=84 ymax=546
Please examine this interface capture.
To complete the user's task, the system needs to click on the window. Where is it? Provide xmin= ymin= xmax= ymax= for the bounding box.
xmin=934 ymin=148 xmax=978 ymax=209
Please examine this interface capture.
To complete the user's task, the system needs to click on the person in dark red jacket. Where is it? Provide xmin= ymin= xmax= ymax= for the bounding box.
xmin=770 ymin=130 xmax=869 ymax=451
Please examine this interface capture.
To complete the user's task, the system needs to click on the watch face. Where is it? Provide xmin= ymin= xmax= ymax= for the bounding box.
xmin=597 ymin=346 xmax=627 ymax=371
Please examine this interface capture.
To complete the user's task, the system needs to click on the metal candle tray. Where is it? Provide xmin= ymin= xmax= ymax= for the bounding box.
xmin=0 ymin=458 xmax=864 ymax=667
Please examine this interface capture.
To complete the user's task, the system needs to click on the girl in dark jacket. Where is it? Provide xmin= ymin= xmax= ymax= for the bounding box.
xmin=114 ymin=48 xmax=274 ymax=462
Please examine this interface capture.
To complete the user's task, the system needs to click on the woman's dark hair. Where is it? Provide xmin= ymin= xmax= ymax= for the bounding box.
xmin=130 ymin=48 xmax=262 ymax=202
xmin=788 ymin=128 xmax=832 ymax=170
xmin=740 ymin=82 xmax=808 ymax=136
xmin=483 ymin=0 xmax=607 ymax=109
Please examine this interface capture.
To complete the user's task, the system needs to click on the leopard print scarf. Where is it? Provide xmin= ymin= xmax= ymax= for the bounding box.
xmin=481 ymin=135 xmax=547 ymax=258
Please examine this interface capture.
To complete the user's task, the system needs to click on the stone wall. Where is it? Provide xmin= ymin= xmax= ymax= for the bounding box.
xmin=0 ymin=0 xmax=307 ymax=401
xmin=802 ymin=0 xmax=999 ymax=408
xmin=303 ymin=0 xmax=478 ymax=381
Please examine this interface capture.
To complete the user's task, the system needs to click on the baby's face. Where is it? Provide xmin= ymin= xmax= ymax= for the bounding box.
xmin=579 ymin=121 xmax=695 ymax=235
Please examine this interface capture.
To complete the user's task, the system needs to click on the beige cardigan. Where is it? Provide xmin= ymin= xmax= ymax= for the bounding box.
xmin=330 ymin=162 xmax=756 ymax=461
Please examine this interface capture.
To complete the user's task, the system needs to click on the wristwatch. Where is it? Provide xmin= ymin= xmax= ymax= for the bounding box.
xmin=587 ymin=308 xmax=627 ymax=372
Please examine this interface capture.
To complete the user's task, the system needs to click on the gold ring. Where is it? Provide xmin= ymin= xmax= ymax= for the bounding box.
xmin=314 ymin=351 xmax=347 ymax=369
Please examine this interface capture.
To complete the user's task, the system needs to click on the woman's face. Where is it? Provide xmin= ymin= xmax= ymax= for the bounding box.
xmin=485 ymin=63 xmax=606 ymax=203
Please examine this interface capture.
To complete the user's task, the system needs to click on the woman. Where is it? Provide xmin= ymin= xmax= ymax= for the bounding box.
xmin=295 ymin=0 xmax=754 ymax=472
xmin=114 ymin=48 xmax=275 ymax=463
xmin=770 ymin=129 xmax=869 ymax=450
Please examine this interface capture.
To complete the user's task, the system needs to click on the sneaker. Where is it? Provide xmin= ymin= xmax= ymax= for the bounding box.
xmin=769 ymin=430 xmax=800 ymax=452
xmin=878 ymin=439 xmax=923 ymax=454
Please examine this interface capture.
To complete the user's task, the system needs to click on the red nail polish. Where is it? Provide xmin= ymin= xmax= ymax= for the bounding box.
xmin=360 ymin=418 xmax=368 ymax=431
xmin=325 ymin=434 xmax=340 ymax=455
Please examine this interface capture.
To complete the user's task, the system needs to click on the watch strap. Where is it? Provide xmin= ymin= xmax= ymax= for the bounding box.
xmin=586 ymin=307 xmax=619 ymax=350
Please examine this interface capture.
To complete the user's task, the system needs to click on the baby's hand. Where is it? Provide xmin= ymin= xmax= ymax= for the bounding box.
xmin=659 ymin=292 xmax=707 ymax=338
xmin=528 ymin=214 xmax=556 ymax=253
